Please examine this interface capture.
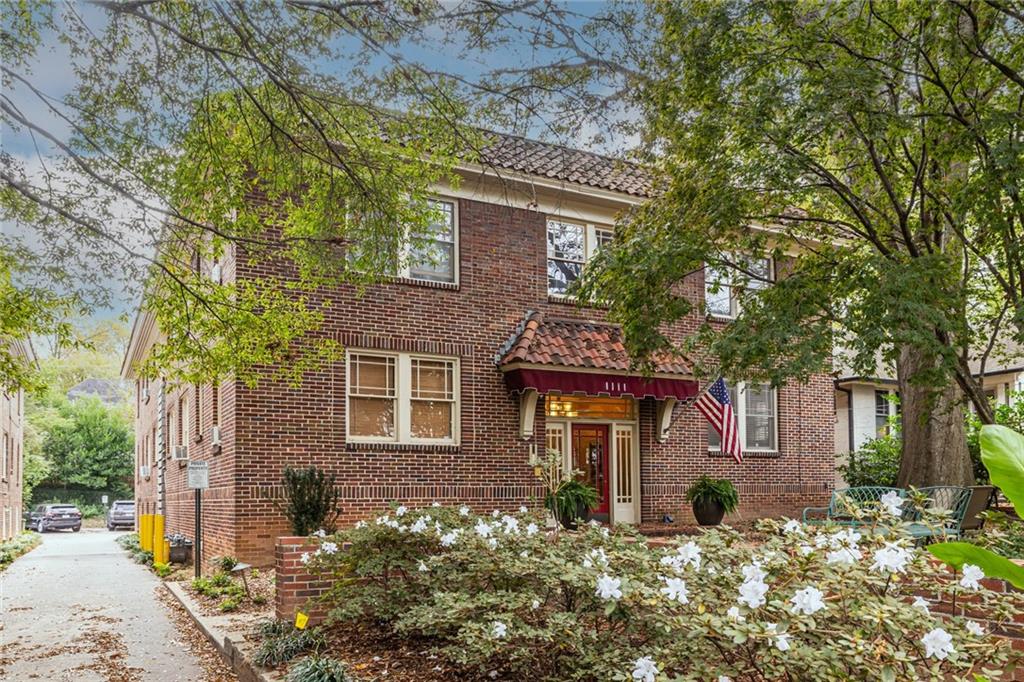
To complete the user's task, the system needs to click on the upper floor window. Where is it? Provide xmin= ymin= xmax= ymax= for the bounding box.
xmin=348 ymin=198 xmax=458 ymax=284
xmin=547 ymin=219 xmax=613 ymax=295
xmin=707 ymin=381 xmax=777 ymax=452
xmin=347 ymin=351 xmax=459 ymax=444
xmin=704 ymin=256 xmax=774 ymax=318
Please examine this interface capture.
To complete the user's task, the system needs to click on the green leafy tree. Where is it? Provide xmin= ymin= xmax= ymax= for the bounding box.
xmin=581 ymin=0 xmax=1024 ymax=486
xmin=40 ymin=397 xmax=133 ymax=496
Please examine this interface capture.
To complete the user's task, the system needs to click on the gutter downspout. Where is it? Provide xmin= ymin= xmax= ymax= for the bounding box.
xmin=836 ymin=385 xmax=854 ymax=454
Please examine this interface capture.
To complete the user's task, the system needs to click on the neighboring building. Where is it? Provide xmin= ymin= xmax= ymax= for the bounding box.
xmin=123 ymin=133 xmax=837 ymax=565
xmin=67 ymin=377 xmax=127 ymax=405
xmin=835 ymin=346 xmax=1024 ymax=457
xmin=1 ymin=340 xmax=34 ymax=541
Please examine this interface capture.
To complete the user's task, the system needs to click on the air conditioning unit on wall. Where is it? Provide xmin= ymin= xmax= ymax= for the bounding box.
xmin=172 ymin=445 xmax=189 ymax=461
xmin=210 ymin=426 xmax=221 ymax=446
xmin=139 ymin=465 xmax=151 ymax=479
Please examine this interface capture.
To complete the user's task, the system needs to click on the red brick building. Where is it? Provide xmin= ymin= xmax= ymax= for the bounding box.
xmin=2 ymin=339 xmax=33 ymax=541
xmin=123 ymin=134 xmax=836 ymax=565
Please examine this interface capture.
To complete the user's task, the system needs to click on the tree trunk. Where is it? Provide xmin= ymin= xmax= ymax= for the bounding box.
xmin=895 ymin=344 xmax=973 ymax=487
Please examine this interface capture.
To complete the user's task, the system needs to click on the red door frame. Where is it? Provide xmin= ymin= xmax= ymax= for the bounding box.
xmin=572 ymin=423 xmax=610 ymax=515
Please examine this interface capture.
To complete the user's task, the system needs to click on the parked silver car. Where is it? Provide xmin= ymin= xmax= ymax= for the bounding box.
xmin=106 ymin=500 xmax=135 ymax=531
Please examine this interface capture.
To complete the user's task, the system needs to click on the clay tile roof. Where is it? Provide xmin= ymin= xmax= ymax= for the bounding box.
xmin=478 ymin=132 xmax=655 ymax=198
xmin=497 ymin=311 xmax=690 ymax=375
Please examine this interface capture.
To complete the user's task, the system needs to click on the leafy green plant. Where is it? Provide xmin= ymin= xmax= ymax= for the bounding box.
xmin=286 ymin=656 xmax=348 ymax=682
xmin=219 ymin=595 xmax=242 ymax=612
xmin=212 ymin=555 xmax=238 ymax=572
xmin=684 ymin=475 xmax=739 ymax=514
xmin=253 ymin=619 xmax=326 ymax=667
xmin=545 ymin=479 xmax=599 ymax=527
xmin=278 ymin=467 xmax=341 ymax=536
xmin=191 ymin=573 xmax=244 ymax=599
xmin=153 ymin=561 xmax=173 ymax=578
xmin=837 ymin=434 xmax=900 ymax=487
xmin=969 ymin=511 xmax=1024 ymax=560
xmin=965 ymin=394 xmax=1024 ymax=483
xmin=0 ymin=532 xmax=41 ymax=571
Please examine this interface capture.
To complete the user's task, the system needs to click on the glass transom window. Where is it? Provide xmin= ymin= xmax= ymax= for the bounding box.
xmin=347 ymin=352 xmax=458 ymax=443
xmin=544 ymin=395 xmax=636 ymax=420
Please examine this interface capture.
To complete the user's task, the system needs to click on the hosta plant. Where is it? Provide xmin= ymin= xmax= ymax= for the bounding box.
xmin=303 ymin=501 xmax=1023 ymax=681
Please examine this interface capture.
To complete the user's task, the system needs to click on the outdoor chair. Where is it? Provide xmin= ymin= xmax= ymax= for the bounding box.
xmin=959 ymin=485 xmax=996 ymax=533
xmin=802 ymin=486 xmax=905 ymax=526
xmin=904 ymin=486 xmax=973 ymax=542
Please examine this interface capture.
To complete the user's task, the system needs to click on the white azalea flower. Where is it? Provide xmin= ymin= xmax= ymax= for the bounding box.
xmin=960 ymin=564 xmax=984 ymax=590
xmin=870 ymin=543 xmax=912 ymax=574
xmin=492 ymin=509 xmax=501 ymax=518
xmin=475 ymin=519 xmax=493 ymax=538
xmin=418 ymin=560 xmax=428 ymax=572
xmin=660 ymin=576 xmax=690 ymax=604
xmin=825 ymin=546 xmax=862 ymax=567
xmin=531 ymin=599 xmax=540 ymax=610
xmin=313 ymin=528 xmax=327 ymax=538
xmin=376 ymin=514 xmax=390 ymax=525
xmin=789 ymin=586 xmax=826 ymax=615
xmin=706 ymin=565 xmax=718 ymax=576
xmin=525 ymin=523 xmax=539 ymax=536
xmin=660 ymin=555 xmax=684 ymax=572
xmin=519 ymin=505 xmax=528 ymax=513
xmin=737 ymin=578 xmax=768 ymax=609
xmin=519 ymin=550 xmax=528 ymax=558
xmin=320 ymin=541 xmax=339 ymax=555
xmin=766 ymin=623 xmax=791 ymax=651
xmin=912 ymin=596 xmax=931 ymax=614
xmin=596 ymin=574 xmax=623 ymax=601
xmin=726 ymin=606 xmax=745 ymax=622
xmin=395 ymin=505 xmax=408 ymax=517
xmin=879 ymin=490 xmax=905 ymax=517
xmin=782 ymin=519 xmax=803 ymax=535
xmin=459 ymin=505 xmax=470 ymax=516
xmin=676 ymin=541 xmax=702 ymax=570
xmin=354 ymin=520 xmax=367 ymax=529
xmin=584 ymin=548 xmax=609 ymax=570
xmin=409 ymin=517 xmax=429 ymax=534
xmin=434 ymin=521 xmax=443 ymax=535
xmin=487 ymin=538 xmax=498 ymax=550
xmin=431 ymin=501 xmax=441 ymax=507
xmin=799 ymin=544 xmax=814 ymax=556
xmin=921 ymin=627 xmax=954 ymax=660
xmin=440 ymin=531 xmax=458 ymax=548
xmin=718 ymin=677 xmax=733 ymax=682
xmin=741 ymin=563 xmax=767 ymax=582
xmin=827 ymin=528 xmax=861 ymax=549
xmin=966 ymin=621 xmax=985 ymax=637
xmin=491 ymin=621 xmax=507 ymax=638
xmin=300 ymin=552 xmax=311 ymax=564
xmin=501 ymin=515 xmax=520 ymax=534
xmin=631 ymin=656 xmax=658 ymax=682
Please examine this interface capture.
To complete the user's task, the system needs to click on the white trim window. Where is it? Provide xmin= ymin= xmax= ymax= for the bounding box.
xmin=707 ymin=381 xmax=778 ymax=452
xmin=348 ymin=198 xmax=459 ymax=284
xmin=704 ymin=256 xmax=774 ymax=318
xmin=347 ymin=351 xmax=459 ymax=444
xmin=546 ymin=218 xmax=613 ymax=295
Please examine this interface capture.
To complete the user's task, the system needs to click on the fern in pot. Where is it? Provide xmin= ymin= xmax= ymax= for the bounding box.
xmin=545 ymin=479 xmax=600 ymax=531
xmin=685 ymin=475 xmax=739 ymax=526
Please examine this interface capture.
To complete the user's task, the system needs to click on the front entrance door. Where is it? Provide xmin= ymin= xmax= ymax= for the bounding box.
xmin=572 ymin=424 xmax=610 ymax=517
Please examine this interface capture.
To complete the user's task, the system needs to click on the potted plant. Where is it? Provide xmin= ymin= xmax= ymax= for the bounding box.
xmin=685 ymin=475 xmax=739 ymax=526
xmin=546 ymin=479 xmax=600 ymax=530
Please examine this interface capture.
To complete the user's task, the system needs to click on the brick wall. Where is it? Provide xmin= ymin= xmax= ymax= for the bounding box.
xmin=135 ymin=189 xmax=836 ymax=565
xmin=0 ymin=389 xmax=25 ymax=541
xmin=275 ymin=536 xmax=333 ymax=625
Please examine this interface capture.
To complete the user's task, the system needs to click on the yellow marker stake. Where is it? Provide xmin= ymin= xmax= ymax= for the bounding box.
xmin=295 ymin=612 xmax=309 ymax=630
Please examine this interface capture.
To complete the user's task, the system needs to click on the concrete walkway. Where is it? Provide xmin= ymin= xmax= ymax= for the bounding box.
xmin=0 ymin=529 xmax=213 ymax=681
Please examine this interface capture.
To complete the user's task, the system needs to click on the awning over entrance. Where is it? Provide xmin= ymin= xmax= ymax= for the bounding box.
xmin=503 ymin=367 xmax=698 ymax=401
xmin=497 ymin=312 xmax=698 ymax=441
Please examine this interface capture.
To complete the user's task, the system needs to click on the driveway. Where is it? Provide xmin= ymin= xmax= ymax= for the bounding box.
xmin=0 ymin=529 xmax=234 ymax=681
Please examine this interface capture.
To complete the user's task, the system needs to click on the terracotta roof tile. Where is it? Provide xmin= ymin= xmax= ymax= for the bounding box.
xmin=497 ymin=311 xmax=690 ymax=375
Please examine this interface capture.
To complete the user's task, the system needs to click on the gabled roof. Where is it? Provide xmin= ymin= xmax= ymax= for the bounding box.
xmin=478 ymin=131 xmax=654 ymax=198
xmin=497 ymin=311 xmax=691 ymax=375
xmin=67 ymin=378 xmax=126 ymax=404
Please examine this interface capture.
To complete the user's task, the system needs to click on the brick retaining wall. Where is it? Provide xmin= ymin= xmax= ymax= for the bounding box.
xmin=275 ymin=536 xmax=333 ymax=626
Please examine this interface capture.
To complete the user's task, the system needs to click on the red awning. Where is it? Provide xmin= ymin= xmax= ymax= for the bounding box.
xmin=503 ymin=367 xmax=698 ymax=401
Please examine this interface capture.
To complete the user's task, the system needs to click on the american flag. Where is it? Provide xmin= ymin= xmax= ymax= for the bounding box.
xmin=695 ymin=378 xmax=743 ymax=463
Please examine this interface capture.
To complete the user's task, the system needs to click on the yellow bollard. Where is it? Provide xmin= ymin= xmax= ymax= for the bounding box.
xmin=152 ymin=514 xmax=165 ymax=563
xmin=139 ymin=514 xmax=153 ymax=552
xmin=162 ymin=539 xmax=170 ymax=565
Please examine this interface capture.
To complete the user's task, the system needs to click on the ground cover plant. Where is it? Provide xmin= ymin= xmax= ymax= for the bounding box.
xmin=253 ymin=619 xmax=326 ymax=667
xmin=115 ymin=532 xmax=153 ymax=566
xmin=0 ymin=531 xmax=41 ymax=571
xmin=302 ymin=501 xmax=1023 ymax=681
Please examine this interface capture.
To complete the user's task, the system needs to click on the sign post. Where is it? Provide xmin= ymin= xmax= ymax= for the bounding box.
xmin=187 ymin=461 xmax=209 ymax=578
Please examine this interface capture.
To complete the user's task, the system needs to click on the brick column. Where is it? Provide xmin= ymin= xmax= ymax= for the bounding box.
xmin=274 ymin=536 xmax=333 ymax=625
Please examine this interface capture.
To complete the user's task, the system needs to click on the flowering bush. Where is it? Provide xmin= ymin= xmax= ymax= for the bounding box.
xmin=300 ymin=498 xmax=1024 ymax=682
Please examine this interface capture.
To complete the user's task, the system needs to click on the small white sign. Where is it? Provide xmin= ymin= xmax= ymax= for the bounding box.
xmin=101 ymin=494 xmax=109 ymax=505
xmin=187 ymin=461 xmax=210 ymax=490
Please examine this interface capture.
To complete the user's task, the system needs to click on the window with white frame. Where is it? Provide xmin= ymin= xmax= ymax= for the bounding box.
xmin=347 ymin=351 xmax=458 ymax=443
xmin=707 ymin=382 xmax=778 ymax=451
xmin=704 ymin=256 xmax=774 ymax=318
xmin=348 ymin=198 xmax=458 ymax=284
xmin=546 ymin=219 xmax=614 ymax=295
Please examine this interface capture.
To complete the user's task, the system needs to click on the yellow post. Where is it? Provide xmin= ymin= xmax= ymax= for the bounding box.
xmin=139 ymin=514 xmax=153 ymax=552
xmin=152 ymin=514 xmax=165 ymax=563
xmin=162 ymin=539 xmax=170 ymax=566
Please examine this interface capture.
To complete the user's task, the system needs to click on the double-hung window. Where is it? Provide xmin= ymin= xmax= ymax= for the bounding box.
xmin=707 ymin=382 xmax=778 ymax=452
xmin=546 ymin=219 xmax=613 ymax=295
xmin=704 ymin=256 xmax=774 ymax=318
xmin=347 ymin=351 xmax=459 ymax=444
xmin=874 ymin=390 xmax=900 ymax=437
xmin=348 ymin=198 xmax=458 ymax=284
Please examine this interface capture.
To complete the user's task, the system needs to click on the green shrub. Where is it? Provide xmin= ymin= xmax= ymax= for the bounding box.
xmin=279 ymin=466 xmax=340 ymax=536
xmin=219 ymin=595 xmax=242 ymax=612
xmin=212 ymin=555 xmax=238 ymax=572
xmin=253 ymin=619 xmax=325 ymax=667
xmin=0 ymin=532 xmax=41 ymax=570
xmin=116 ymin=533 xmax=141 ymax=552
xmin=191 ymin=573 xmax=244 ymax=598
xmin=684 ymin=475 xmax=739 ymax=513
xmin=969 ymin=511 xmax=1024 ymax=559
xmin=837 ymin=434 xmax=900 ymax=487
xmin=304 ymin=504 xmax=1023 ymax=681
xmin=286 ymin=656 xmax=348 ymax=682
xmin=966 ymin=396 xmax=1024 ymax=483
xmin=153 ymin=561 xmax=173 ymax=578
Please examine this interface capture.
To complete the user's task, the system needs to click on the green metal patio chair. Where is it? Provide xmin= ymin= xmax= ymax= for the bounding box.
xmin=803 ymin=486 xmax=905 ymax=526
xmin=904 ymin=486 xmax=973 ymax=542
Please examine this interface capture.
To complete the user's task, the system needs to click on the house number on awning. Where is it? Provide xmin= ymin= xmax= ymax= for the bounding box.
xmin=604 ymin=381 xmax=628 ymax=393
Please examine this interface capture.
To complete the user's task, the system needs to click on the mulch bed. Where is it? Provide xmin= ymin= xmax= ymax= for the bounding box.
xmin=182 ymin=567 xmax=276 ymax=617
